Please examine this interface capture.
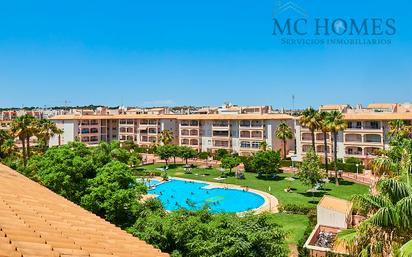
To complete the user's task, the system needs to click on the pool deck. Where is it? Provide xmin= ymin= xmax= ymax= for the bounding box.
xmin=143 ymin=176 xmax=279 ymax=215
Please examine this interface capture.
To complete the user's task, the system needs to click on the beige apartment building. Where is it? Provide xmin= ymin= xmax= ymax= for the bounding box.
xmin=49 ymin=113 xmax=295 ymax=156
xmin=295 ymin=103 xmax=412 ymax=165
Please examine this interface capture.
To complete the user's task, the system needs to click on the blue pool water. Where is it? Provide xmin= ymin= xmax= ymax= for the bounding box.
xmin=146 ymin=179 xmax=265 ymax=213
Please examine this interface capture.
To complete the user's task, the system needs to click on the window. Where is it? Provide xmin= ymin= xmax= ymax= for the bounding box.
xmin=240 ymin=141 xmax=250 ymax=148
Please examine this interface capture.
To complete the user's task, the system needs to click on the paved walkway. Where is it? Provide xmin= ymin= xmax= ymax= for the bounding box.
xmin=281 ymin=167 xmax=379 ymax=186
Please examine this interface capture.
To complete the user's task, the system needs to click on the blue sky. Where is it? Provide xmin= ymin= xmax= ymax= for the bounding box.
xmin=0 ymin=0 xmax=411 ymax=109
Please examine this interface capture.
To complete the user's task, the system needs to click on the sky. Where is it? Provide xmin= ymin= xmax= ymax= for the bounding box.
xmin=0 ymin=0 xmax=411 ymax=109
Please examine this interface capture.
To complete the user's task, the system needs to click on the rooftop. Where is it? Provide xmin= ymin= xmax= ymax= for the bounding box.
xmin=50 ymin=113 xmax=293 ymax=121
xmin=318 ymin=195 xmax=353 ymax=215
xmin=0 ymin=163 xmax=169 ymax=257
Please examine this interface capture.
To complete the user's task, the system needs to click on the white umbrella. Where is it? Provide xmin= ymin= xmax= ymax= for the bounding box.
xmin=321 ymin=178 xmax=330 ymax=183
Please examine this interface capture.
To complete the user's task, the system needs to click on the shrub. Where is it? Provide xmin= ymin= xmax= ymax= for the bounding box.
xmin=279 ymin=204 xmax=313 ymax=215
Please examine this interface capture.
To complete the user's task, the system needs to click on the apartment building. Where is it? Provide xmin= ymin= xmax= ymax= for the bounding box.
xmin=295 ymin=103 xmax=412 ymax=164
xmin=177 ymin=114 xmax=293 ymax=156
xmin=49 ymin=113 xmax=295 ymax=156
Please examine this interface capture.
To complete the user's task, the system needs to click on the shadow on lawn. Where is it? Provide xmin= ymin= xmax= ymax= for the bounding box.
xmin=255 ymin=175 xmax=284 ymax=181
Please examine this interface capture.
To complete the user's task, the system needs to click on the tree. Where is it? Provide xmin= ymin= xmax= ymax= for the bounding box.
xmin=214 ymin=149 xmax=229 ymax=161
xmin=198 ymin=151 xmax=210 ymax=166
xmin=10 ymin=114 xmax=36 ymax=166
xmin=325 ymin=111 xmax=347 ymax=185
xmin=170 ymin=144 xmax=180 ymax=164
xmin=259 ymin=141 xmax=268 ymax=151
xmin=298 ymin=149 xmax=323 ymax=188
xmin=156 ymin=144 xmax=175 ymax=166
xmin=34 ymin=119 xmax=63 ymax=151
xmin=220 ymin=155 xmax=241 ymax=174
xmin=178 ymin=146 xmax=198 ymax=165
xmin=299 ymin=107 xmax=321 ymax=150
xmin=128 ymin=152 xmax=142 ymax=168
xmin=275 ymin=121 xmax=293 ymax=159
xmin=337 ymin=138 xmax=412 ymax=256
xmin=319 ymin=112 xmax=331 ymax=176
xmin=28 ymin=141 xmax=95 ymax=203
xmin=92 ymin=141 xmax=130 ymax=166
xmin=81 ymin=161 xmax=143 ymax=227
xmin=130 ymin=209 xmax=289 ymax=257
xmin=1 ymin=138 xmax=18 ymax=158
xmin=0 ymin=129 xmax=12 ymax=147
xmin=159 ymin=129 xmax=174 ymax=145
xmin=121 ymin=140 xmax=137 ymax=152
xmin=252 ymin=150 xmax=281 ymax=177
xmin=388 ymin=119 xmax=411 ymax=142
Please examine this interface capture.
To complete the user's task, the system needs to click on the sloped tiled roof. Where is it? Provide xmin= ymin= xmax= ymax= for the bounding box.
xmin=0 ymin=164 xmax=169 ymax=257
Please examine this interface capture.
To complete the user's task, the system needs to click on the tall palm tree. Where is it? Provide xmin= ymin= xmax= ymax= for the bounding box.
xmin=10 ymin=114 xmax=35 ymax=166
xmin=275 ymin=121 xmax=293 ymax=159
xmin=336 ymin=141 xmax=412 ymax=256
xmin=319 ymin=112 xmax=331 ymax=176
xmin=159 ymin=129 xmax=174 ymax=145
xmin=325 ymin=111 xmax=347 ymax=185
xmin=299 ymin=107 xmax=321 ymax=150
xmin=35 ymin=119 xmax=63 ymax=151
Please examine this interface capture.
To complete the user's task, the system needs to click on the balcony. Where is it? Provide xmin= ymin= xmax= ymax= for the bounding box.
xmin=240 ymin=141 xmax=260 ymax=149
xmin=139 ymin=120 xmax=159 ymax=126
xmin=180 ymin=129 xmax=199 ymax=137
xmin=180 ymin=120 xmax=199 ymax=127
xmin=345 ymin=147 xmax=363 ymax=156
xmin=240 ymin=130 xmax=264 ymax=140
xmin=212 ymin=121 xmax=229 ymax=129
xmin=363 ymin=134 xmax=382 ymax=144
xmin=181 ymin=138 xmax=200 ymax=146
xmin=239 ymin=120 xmax=263 ymax=129
xmin=301 ymin=133 xmax=313 ymax=142
xmin=344 ymin=134 xmax=362 ymax=143
xmin=212 ymin=140 xmax=231 ymax=148
xmin=212 ymin=131 xmax=230 ymax=138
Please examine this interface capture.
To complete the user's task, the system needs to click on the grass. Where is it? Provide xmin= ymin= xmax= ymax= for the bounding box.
xmin=270 ymin=213 xmax=310 ymax=244
xmin=139 ymin=163 xmax=368 ymax=208
xmin=138 ymin=163 xmax=368 ymax=245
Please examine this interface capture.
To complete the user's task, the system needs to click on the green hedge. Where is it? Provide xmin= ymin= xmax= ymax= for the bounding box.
xmin=280 ymin=160 xmax=301 ymax=168
xmin=279 ymin=204 xmax=313 ymax=215
xmin=324 ymin=162 xmax=364 ymax=173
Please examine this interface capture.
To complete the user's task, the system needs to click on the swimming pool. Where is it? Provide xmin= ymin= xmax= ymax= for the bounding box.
xmin=145 ymin=178 xmax=265 ymax=213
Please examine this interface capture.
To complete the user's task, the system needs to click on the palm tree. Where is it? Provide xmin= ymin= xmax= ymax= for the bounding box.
xmin=259 ymin=141 xmax=268 ymax=151
xmin=1 ymin=138 xmax=18 ymax=157
xmin=299 ymin=107 xmax=321 ymax=150
xmin=319 ymin=112 xmax=330 ymax=176
xmin=159 ymin=129 xmax=174 ymax=145
xmin=34 ymin=119 xmax=63 ymax=151
xmin=388 ymin=119 xmax=411 ymax=141
xmin=336 ymin=141 xmax=412 ymax=256
xmin=0 ymin=129 xmax=11 ymax=146
xmin=325 ymin=111 xmax=347 ymax=185
xmin=275 ymin=121 xmax=293 ymax=159
xmin=10 ymin=114 xmax=35 ymax=166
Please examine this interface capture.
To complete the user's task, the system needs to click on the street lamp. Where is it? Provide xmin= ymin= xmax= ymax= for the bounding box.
xmin=356 ymin=163 xmax=359 ymax=179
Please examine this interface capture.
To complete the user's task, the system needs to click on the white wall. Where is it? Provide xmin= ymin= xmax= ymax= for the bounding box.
xmin=317 ymin=206 xmax=349 ymax=229
xmin=49 ymin=120 xmax=77 ymax=146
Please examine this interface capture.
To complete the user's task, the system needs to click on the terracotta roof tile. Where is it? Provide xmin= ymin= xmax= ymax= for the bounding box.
xmin=0 ymin=164 xmax=169 ymax=257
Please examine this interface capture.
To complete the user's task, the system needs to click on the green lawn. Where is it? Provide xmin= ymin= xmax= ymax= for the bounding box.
xmin=138 ymin=163 xmax=368 ymax=245
xmin=140 ymin=163 xmax=368 ymax=208
xmin=270 ymin=213 xmax=310 ymax=244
